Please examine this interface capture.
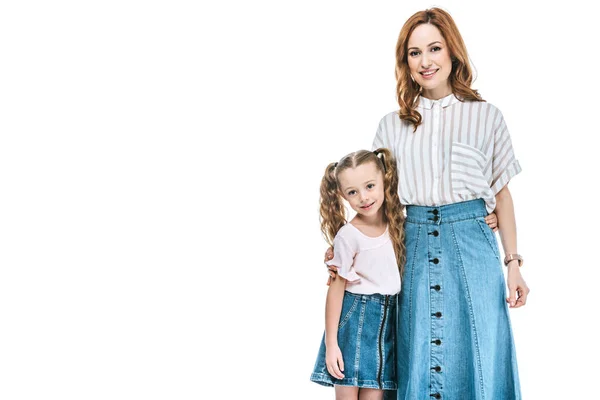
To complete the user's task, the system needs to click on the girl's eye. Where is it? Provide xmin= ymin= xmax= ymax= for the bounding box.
xmin=409 ymin=50 xmax=420 ymax=57
xmin=367 ymin=184 xmax=375 ymax=189
xmin=348 ymin=190 xmax=356 ymax=196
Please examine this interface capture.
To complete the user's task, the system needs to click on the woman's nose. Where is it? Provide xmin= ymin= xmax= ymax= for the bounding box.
xmin=421 ymin=57 xmax=432 ymax=68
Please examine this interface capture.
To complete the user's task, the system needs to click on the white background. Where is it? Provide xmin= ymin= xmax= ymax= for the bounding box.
xmin=0 ymin=1 xmax=597 ymax=399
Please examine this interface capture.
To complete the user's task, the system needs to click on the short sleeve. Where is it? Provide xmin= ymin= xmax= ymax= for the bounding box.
xmin=490 ymin=111 xmax=522 ymax=194
xmin=325 ymin=235 xmax=360 ymax=283
xmin=372 ymin=115 xmax=389 ymax=151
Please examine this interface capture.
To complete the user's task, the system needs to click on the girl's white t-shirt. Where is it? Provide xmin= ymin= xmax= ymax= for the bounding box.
xmin=326 ymin=223 xmax=401 ymax=295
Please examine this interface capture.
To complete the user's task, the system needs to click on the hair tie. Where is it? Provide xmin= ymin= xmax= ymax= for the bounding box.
xmin=374 ymin=150 xmax=386 ymax=172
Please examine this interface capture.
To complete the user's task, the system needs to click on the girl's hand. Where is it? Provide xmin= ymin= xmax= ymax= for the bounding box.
xmin=324 ymin=247 xmax=338 ymax=285
xmin=325 ymin=344 xmax=345 ymax=379
xmin=485 ymin=212 xmax=499 ymax=232
xmin=506 ymin=265 xmax=530 ymax=308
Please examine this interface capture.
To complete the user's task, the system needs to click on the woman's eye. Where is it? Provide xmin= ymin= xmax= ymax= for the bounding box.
xmin=409 ymin=50 xmax=420 ymax=57
xmin=431 ymin=46 xmax=441 ymax=52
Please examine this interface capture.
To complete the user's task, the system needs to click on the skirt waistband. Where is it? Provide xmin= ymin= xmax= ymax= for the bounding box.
xmin=344 ymin=291 xmax=398 ymax=304
xmin=405 ymin=199 xmax=488 ymax=225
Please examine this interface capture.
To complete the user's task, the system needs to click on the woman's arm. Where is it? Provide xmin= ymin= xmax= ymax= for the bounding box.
xmin=495 ymin=185 xmax=530 ymax=308
xmin=324 ymin=273 xmax=347 ymax=379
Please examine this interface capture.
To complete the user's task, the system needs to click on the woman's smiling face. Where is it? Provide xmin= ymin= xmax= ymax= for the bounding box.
xmin=407 ymin=23 xmax=453 ymax=99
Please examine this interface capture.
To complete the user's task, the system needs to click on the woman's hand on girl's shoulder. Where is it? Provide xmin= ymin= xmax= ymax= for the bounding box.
xmin=324 ymin=246 xmax=338 ymax=285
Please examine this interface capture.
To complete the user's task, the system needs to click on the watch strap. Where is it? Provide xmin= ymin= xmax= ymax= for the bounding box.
xmin=504 ymin=253 xmax=523 ymax=267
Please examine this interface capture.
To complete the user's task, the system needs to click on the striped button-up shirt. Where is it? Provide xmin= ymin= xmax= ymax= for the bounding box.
xmin=372 ymin=93 xmax=521 ymax=213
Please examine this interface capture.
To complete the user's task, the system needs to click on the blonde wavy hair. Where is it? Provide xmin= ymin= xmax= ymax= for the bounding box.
xmin=319 ymin=148 xmax=406 ymax=276
xmin=395 ymin=7 xmax=484 ymax=131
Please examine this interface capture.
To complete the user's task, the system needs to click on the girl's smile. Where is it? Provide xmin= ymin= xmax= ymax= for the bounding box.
xmin=360 ymin=201 xmax=376 ymax=210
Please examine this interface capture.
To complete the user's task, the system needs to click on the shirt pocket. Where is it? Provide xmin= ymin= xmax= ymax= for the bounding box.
xmin=450 ymin=142 xmax=490 ymax=196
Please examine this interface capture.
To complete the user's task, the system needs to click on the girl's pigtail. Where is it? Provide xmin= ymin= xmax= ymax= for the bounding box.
xmin=375 ymin=148 xmax=407 ymax=276
xmin=319 ymin=162 xmax=346 ymax=246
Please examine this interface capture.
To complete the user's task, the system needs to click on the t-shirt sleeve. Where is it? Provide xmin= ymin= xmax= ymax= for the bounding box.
xmin=490 ymin=110 xmax=522 ymax=195
xmin=325 ymin=235 xmax=360 ymax=283
xmin=372 ymin=115 xmax=389 ymax=151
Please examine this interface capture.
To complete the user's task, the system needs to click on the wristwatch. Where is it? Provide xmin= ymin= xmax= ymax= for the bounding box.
xmin=503 ymin=253 xmax=523 ymax=267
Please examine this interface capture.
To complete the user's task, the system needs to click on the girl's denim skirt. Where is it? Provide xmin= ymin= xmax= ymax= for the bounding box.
xmin=310 ymin=291 xmax=398 ymax=390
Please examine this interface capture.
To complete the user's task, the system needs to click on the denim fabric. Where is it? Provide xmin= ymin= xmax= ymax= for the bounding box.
xmin=390 ymin=199 xmax=521 ymax=400
xmin=311 ymin=291 xmax=398 ymax=390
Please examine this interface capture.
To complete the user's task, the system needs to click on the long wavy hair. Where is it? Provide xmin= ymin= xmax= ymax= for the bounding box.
xmin=319 ymin=148 xmax=406 ymax=276
xmin=395 ymin=7 xmax=484 ymax=131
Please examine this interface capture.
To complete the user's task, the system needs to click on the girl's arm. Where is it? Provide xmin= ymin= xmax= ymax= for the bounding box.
xmin=324 ymin=272 xmax=347 ymax=379
xmin=485 ymin=212 xmax=498 ymax=232
xmin=495 ymin=185 xmax=530 ymax=308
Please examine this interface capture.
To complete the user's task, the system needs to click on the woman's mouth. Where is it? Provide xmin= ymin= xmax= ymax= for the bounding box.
xmin=420 ymin=69 xmax=439 ymax=79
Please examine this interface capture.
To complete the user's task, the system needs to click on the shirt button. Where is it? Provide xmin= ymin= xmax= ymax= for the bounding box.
xmin=433 ymin=258 xmax=439 ymax=264
xmin=432 ymin=209 xmax=439 ymax=215
xmin=433 ymin=366 xmax=442 ymax=372
xmin=433 ymin=216 xmax=439 ymax=222
xmin=431 ymin=394 xmax=441 ymax=399
xmin=433 ymin=285 xmax=441 ymax=291
xmin=433 ymin=339 xmax=442 ymax=345
xmin=433 ymin=230 xmax=439 ymax=237
xmin=434 ymin=312 xmax=442 ymax=318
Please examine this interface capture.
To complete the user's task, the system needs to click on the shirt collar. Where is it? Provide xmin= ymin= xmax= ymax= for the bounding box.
xmin=418 ymin=93 xmax=462 ymax=109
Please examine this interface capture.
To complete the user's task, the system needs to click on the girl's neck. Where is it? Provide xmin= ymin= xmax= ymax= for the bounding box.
xmin=353 ymin=211 xmax=385 ymax=228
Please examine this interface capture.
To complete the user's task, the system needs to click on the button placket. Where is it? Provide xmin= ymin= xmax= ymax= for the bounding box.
xmin=431 ymin=102 xmax=441 ymax=204
xmin=428 ymin=207 xmax=444 ymax=397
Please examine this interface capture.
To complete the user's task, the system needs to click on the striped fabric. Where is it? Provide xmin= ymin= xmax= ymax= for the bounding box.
xmin=372 ymin=93 xmax=521 ymax=213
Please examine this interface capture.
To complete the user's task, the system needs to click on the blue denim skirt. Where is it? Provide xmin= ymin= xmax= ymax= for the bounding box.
xmin=310 ymin=291 xmax=398 ymax=390
xmin=389 ymin=199 xmax=521 ymax=400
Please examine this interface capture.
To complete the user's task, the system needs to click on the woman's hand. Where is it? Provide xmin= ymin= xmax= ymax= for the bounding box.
xmin=324 ymin=247 xmax=338 ymax=285
xmin=485 ymin=212 xmax=498 ymax=232
xmin=506 ymin=264 xmax=530 ymax=308
xmin=325 ymin=343 xmax=345 ymax=379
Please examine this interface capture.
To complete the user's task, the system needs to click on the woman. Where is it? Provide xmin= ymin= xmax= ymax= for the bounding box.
xmin=327 ymin=8 xmax=528 ymax=399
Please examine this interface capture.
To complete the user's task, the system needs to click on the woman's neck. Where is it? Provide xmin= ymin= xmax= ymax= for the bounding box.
xmin=421 ymin=84 xmax=452 ymax=100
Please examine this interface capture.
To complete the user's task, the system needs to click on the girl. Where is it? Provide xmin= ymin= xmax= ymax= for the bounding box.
xmin=310 ymin=148 xmax=404 ymax=400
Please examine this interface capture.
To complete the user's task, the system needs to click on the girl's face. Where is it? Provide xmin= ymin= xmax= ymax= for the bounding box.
xmin=338 ymin=162 xmax=385 ymax=219
xmin=407 ymin=23 xmax=453 ymax=99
